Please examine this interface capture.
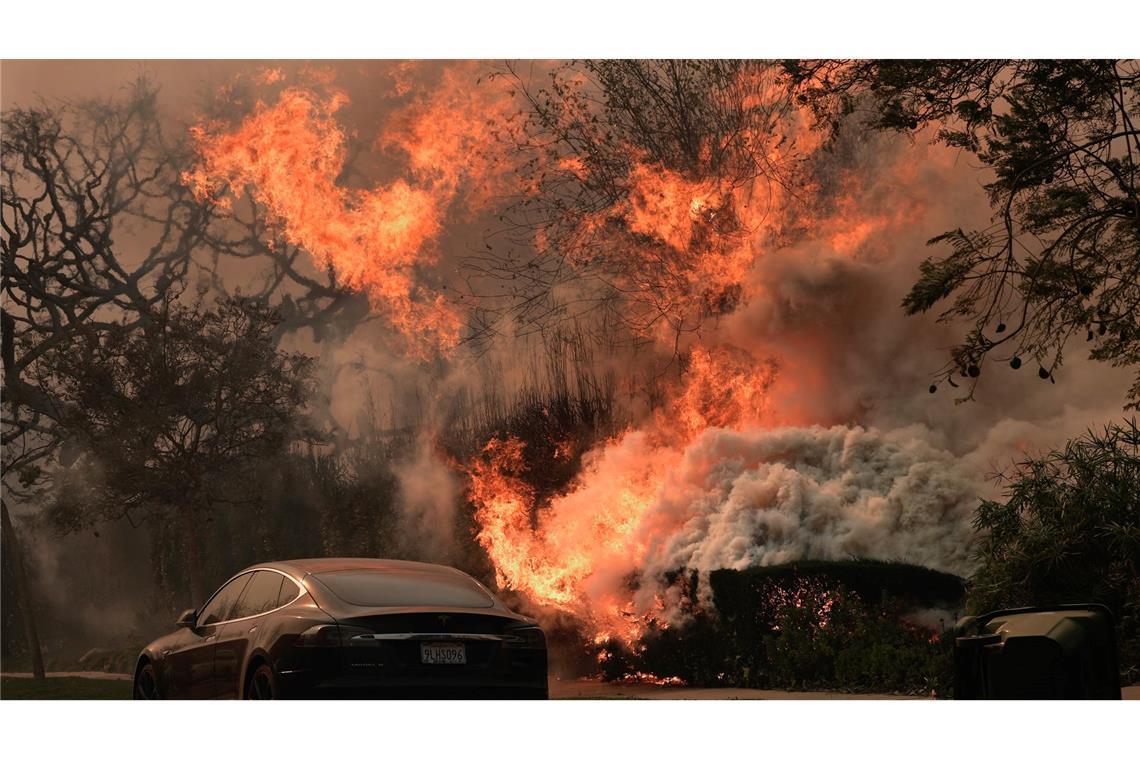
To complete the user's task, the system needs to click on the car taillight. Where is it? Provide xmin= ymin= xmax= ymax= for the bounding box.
xmin=505 ymin=625 xmax=545 ymax=649
xmin=298 ymin=624 xmax=373 ymax=647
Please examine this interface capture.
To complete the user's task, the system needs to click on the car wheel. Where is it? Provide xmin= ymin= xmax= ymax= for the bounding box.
xmin=246 ymin=663 xmax=278 ymax=700
xmin=133 ymin=663 xmax=161 ymax=700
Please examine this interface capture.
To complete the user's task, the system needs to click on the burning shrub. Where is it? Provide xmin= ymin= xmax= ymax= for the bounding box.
xmin=597 ymin=612 xmax=729 ymax=686
xmin=597 ymin=561 xmax=961 ymax=695
xmin=710 ymin=560 xmax=966 ymax=615
xmin=759 ymin=583 xmax=953 ymax=694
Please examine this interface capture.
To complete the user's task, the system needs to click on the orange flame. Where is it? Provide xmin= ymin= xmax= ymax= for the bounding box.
xmin=185 ymin=65 xmax=524 ymax=357
xmin=468 ymin=434 xmax=660 ymax=635
xmin=466 ymin=345 xmax=781 ymax=644
xmin=185 ymin=85 xmax=460 ymax=356
xmin=668 ymin=346 xmax=779 ymax=438
xmin=612 ymin=672 xmax=687 ymax=687
xmin=552 ymin=67 xmax=827 ymax=341
xmin=182 ymin=64 xmax=951 ymax=658
xmin=379 ymin=63 xmax=518 ymax=209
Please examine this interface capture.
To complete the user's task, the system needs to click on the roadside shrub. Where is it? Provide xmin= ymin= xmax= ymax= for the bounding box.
xmin=969 ymin=420 xmax=1140 ymax=684
xmin=603 ymin=563 xmax=958 ymax=695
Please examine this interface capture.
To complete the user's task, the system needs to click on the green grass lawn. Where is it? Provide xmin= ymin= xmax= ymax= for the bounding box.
xmin=1 ymin=676 xmax=131 ymax=700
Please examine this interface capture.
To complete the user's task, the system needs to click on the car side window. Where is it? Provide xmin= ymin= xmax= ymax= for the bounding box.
xmin=277 ymin=575 xmax=300 ymax=607
xmin=197 ymin=573 xmax=254 ymax=626
xmin=230 ymin=571 xmax=285 ymax=620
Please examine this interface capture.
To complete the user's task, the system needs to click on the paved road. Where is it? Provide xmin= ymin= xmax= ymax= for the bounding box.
xmin=2 ymin=671 xmax=131 ymax=680
xmin=549 ymin=678 xmax=924 ymax=699
xmin=5 ymin=672 xmax=1139 ymax=699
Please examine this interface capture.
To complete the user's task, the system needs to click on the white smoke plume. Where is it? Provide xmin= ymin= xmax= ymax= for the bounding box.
xmin=393 ymin=434 xmax=460 ymax=562
xmin=508 ymin=422 xmax=981 ymax=633
xmin=641 ymin=424 xmax=980 ymax=577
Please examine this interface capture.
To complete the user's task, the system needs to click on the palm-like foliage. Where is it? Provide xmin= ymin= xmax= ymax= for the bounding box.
xmin=971 ymin=419 xmax=1140 ymax=680
xmin=789 ymin=60 xmax=1140 ymax=406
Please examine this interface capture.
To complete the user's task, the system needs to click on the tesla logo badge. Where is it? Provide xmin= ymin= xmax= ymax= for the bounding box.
xmin=438 ymin=615 xmax=450 ymax=628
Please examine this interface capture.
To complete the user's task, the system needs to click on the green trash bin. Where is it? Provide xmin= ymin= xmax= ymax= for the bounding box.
xmin=954 ymin=603 xmax=1122 ymax=699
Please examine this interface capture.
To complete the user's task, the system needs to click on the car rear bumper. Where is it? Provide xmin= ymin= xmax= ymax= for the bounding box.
xmin=278 ymin=620 xmax=549 ymax=699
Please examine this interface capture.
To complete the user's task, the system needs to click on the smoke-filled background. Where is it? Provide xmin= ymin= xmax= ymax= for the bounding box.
xmin=2 ymin=60 xmax=1134 ymax=677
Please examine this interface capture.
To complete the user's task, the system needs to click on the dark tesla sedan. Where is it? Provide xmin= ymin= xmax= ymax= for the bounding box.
xmin=133 ymin=558 xmax=548 ymax=699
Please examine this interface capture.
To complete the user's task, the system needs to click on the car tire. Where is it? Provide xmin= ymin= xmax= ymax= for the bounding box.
xmin=133 ymin=662 xmax=162 ymax=700
xmin=245 ymin=662 xmax=278 ymax=700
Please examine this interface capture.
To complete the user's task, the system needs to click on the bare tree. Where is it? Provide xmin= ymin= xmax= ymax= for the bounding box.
xmin=464 ymin=60 xmax=806 ymax=352
xmin=1 ymin=80 xmax=372 ymax=478
xmin=1 ymin=79 xmax=355 ymax=636
xmin=2 ymin=81 xmax=208 ymax=477
xmin=38 ymin=297 xmax=315 ymax=605
xmin=1 ymin=81 xmax=213 ymax=668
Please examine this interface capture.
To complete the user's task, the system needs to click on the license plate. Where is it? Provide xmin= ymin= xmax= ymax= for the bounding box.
xmin=420 ymin=642 xmax=466 ymax=665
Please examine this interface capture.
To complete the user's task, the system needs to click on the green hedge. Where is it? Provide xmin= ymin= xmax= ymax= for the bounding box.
xmin=710 ymin=560 xmax=965 ymax=616
xmin=598 ymin=561 xmax=962 ymax=695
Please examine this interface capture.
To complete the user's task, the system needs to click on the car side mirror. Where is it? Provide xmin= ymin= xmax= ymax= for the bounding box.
xmin=176 ymin=608 xmax=198 ymax=628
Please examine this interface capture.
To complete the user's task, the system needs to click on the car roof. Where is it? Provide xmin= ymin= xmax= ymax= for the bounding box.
xmin=249 ymin=557 xmax=469 ymax=579
xmin=238 ymin=557 xmax=520 ymax=619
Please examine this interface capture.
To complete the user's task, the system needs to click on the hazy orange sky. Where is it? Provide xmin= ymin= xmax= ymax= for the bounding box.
xmin=2 ymin=60 xmax=256 ymax=108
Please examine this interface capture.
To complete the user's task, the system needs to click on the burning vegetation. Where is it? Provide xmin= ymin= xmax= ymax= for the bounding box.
xmin=4 ymin=60 xmax=1138 ymax=689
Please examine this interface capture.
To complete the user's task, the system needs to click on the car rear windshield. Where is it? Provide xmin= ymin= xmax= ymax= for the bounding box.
xmin=314 ymin=570 xmax=495 ymax=608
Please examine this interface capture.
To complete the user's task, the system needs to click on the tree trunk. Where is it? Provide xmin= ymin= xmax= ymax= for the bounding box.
xmin=1 ymin=500 xmax=45 ymax=679
xmin=182 ymin=502 xmax=205 ymax=607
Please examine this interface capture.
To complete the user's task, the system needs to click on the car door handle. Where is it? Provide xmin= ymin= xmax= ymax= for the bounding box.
xmin=248 ymin=625 xmax=258 ymax=634
xmin=205 ymin=634 xmax=217 ymax=643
